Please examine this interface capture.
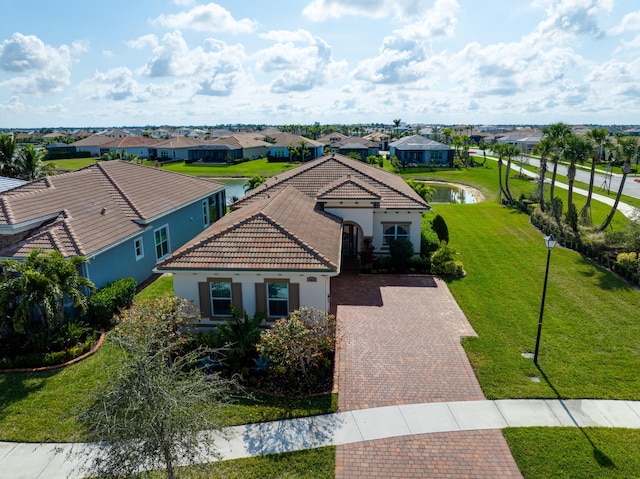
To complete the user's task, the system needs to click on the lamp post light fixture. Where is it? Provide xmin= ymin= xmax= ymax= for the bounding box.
xmin=533 ymin=234 xmax=557 ymax=365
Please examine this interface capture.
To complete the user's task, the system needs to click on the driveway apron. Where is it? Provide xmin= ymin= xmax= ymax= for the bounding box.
xmin=330 ymin=274 xmax=522 ymax=478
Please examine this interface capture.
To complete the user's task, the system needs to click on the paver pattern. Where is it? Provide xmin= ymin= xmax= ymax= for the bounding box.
xmin=331 ymin=274 xmax=522 ymax=478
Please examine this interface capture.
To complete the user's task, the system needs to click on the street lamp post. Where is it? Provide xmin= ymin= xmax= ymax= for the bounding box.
xmin=534 ymin=234 xmax=557 ymax=365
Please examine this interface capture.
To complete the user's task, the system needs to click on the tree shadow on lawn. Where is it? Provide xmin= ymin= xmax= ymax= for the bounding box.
xmin=0 ymin=370 xmax=56 ymax=422
xmin=575 ymin=255 xmax=632 ymax=291
xmin=535 ymin=364 xmax=616 ymax=470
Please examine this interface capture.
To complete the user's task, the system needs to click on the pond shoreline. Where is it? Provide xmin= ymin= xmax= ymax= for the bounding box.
xmin=416 ymin=180 xmax=485 ymax=203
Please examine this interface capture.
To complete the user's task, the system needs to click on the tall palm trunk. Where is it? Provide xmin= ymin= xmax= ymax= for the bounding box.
xmin=580 ymin=153 xmax=598 ymax=224
xmin=497 ymin=158 xmax=507 ymax=202
xmin=598 ymin=161 xmax=631 ymax=232
xmin=566 ymin=161 xmax=576 ymax=215
xmin=504 ymin=157 xmax=513 ymax=203
xmin=538 ymin=154 xmax=547 ymax=212
xmin=549 ymin=160 xmax=558 ymax=205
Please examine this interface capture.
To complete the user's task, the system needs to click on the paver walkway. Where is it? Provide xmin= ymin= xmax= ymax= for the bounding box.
xmin=330 ymin=274 xmax=523 ymax=478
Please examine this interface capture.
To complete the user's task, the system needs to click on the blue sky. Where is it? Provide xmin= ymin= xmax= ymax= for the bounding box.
xmin=1 ymin=0 xmax=639 ymax=128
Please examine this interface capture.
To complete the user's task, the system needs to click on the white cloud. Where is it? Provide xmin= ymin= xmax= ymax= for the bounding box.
xmin=303 ymin=0 xmax=424 ymax=22
xmin=126 ymin=34 xmax=159 ymax=50
xmin=153 ymin=3 xmax=257 ymax=34
xmin=535 ymin=0 xmax=613 ymax=41
xmin=610 ymin=10 xmax=640 ymax=35
xmin=0 ymin=95 xmax=25 ymax=112
xmin=0 ymin=33 xmax=73 ymax=94
xmin=256 ymin=30 xmax=347 ymax=93
xmin=351 ymin=0 xmax=458 ymax=85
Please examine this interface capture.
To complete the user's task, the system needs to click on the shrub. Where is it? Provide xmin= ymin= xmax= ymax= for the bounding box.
xmin=219 ymin=308 xmax=264 ymax=369
xmin=407 ymin=255 xmax=431 ymax=273
xmin=389 ymin=237 xmax=415 ymax=272
xmin=430 ymin=242 xmax=465 ymax=277
xmin=432 ymin=214 xmax=450 ymax=243
xmin=257 ymin=307 xmax=335 ymax=379
xmin=88 ymin=277 xmax=137 ymax=327
xmin=616 ymin=252 xmax=639 ymax=274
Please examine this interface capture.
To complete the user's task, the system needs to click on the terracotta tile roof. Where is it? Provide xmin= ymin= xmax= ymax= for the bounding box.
xmin=234 ymin=153 xmax=429 ymax=211
xmin=152 ymin=136 xmax=205 ymax=148
xmin=317 ymin=176 xmax=382 ymax=201
xmin=69 ymin=134 xmax=115 ymax=147
xmin=157 ymin=186 xmax=342 ymax=272
xmin=390 ymin=135 xmax=453 ymax=151
xmin=263 ymin=131 xmax=323 ymax=148
xmin=0 ymin=161 xmax=224 ymax=258
xmin=100 ymin=136 xmax=160 ymax=148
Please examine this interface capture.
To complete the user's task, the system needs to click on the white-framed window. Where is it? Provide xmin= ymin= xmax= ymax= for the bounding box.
xmin=134 ymin=237 xmax=144 ymax=261
xmin=383 ymin=223 xmax=410 ymax=247
xmin=267 ymin=282 xmax=289 ymax=317
xmin=210 ymin=281 xmax=232 ymax=316
xmin=154 ymin=225 xmax=170 ymax=260
xmin=203 ymin=199 xmax=210 ymax=227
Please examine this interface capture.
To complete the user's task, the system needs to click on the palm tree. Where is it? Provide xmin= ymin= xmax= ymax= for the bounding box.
xmin=598 ymin=137 xmax=638 ymax=232
xmin=0 ymin=249 xmax=93 ymax=335
xmin=493 ymin=143 xmax=508 ymax=202
xmin=562 ymin=134 xmax=593 ymax=231
xmin=442 ymin=127 xmax=453 ymax=145
xmin=581 ymin=128 xmax=611 ymax=224
xmin=532 ymin=136 xmax=554 ymax=212
xmin=544 ymin=122 xmax=572 ymax=208
xmin=392 ymin=119 xmax=401 ymax=138
xmin=298 ymin=140 xmax=310 ymax=162
xmin=244 ymin=175 xmax=267 ymax=192
xmin=0 ymin=134 xmax=19 ymax=178
xmin=16 ymin=144 xmax=55 ymax=181
xmin=502 ymin=143 xmax=521 ymax=204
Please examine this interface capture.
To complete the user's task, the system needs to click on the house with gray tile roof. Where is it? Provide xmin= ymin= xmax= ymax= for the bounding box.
xmin=0 ymin=161 xmax=226 ymax=289
xmin=157 ymin=153 xmax=429 ymax=323
xmin=390 ymin=135 xmax=454 ymax=166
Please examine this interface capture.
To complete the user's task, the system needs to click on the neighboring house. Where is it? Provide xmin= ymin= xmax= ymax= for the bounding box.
xmin=262 ymin=132 xmax=324 ymax=161
xmin=334 ymin=138 xmax=380 ymax=160
xmin=317 ymin=132 xmax=349 ymax=148
xmin=363 ymin=132 xmax=391 ymax=151
xmin=71 ymin=134 xmax=121 ymax=157
xmin=99 ymin=136 xmax=159 ymax=159
xmin=0 ymin=161 xmax=226 ymax=289
xmin=149 ymin=136 xmax=205 ymax=162
xmin=389 ymin=135 xmax=454 ymax=166
xmin=156 ymin=153 xmax=429 ymax=323
xmin=495 ymin=129 xmax=542 ymax=153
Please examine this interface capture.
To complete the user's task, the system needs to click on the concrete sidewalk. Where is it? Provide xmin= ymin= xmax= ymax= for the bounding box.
xmin=2 ymin=399 xmax=640 ymax=479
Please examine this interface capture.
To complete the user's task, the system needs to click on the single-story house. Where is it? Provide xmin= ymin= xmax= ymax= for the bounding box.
xmin=334 ymin=138 xmax=380 ymax=160
xmin=389 ymin=135 xmax=454 ymax=166
xmin=263 ymin=132 xmax=324 ymax=162
xmin=149 ymin=136 xmax=205 ymax=162
xmin=0 ymin=161 xmax=226 ymax=289
xmin=156 ymin=153 xmax=429 ymax=323
xmin=363 ymin=132 xmax=391 ymax=151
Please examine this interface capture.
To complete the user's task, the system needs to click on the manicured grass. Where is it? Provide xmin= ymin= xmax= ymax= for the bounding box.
xmin=142 ymin=446 xmax=335 ymax=479
xmin=161 ymin=158 xmax=299 ymax=177
xmin=439 ymin=200 xmax=640 ymax=400
xmin=135 ymin=274 xmax=175 ymax=301
xmin=0 ymin=333 xmax=336 ymax=443
xmin=0 ymin=342 xmax=120 ymax=442
xmin=504 ymin=428 xmax=640 ymax=479
xmin=44 ymin=158 xmax=99 ymax=170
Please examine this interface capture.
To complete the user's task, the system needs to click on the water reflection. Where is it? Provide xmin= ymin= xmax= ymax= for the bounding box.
xmin=423 ymin=182 xmax=476 ymax=204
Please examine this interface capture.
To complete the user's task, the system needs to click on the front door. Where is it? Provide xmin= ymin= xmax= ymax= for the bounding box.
xmin=342 ymin=224 xmax=359 ymax=258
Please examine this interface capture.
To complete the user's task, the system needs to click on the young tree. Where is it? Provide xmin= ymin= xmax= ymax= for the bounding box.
xmin=544 ymin=122 xmax=572 ymax=208
xmin=244 ymin=175 xmax=267 ymax=192
xmin=405 ymin=179 xmax=435 ymax=202
xmin=562 ymin=133 xmax=593 ymax=231
xmin=77 ymin=297 xmax=238 ymax=479
xmin=532 ymin=136 xmax=554 ymax=212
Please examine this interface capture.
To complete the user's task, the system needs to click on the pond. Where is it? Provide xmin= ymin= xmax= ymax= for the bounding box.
xmin=422 ymin=182 xmax=477 ymax=204
xmin=218 ymin=178 xmax=247 ymax=204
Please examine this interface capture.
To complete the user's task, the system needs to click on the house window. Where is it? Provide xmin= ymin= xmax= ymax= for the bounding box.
xmin=203 ymin=199 xmax=210 ymax=227
xmin=210 ymin=281 xmax=232 ymax=316
xmin=154 ymin=226 xmax=170 ymax=260
xmin=383 ymin=223 xmax=410 ymax=247
xmin=267 ymin=282 xmax=289 ymax=317
xmin=134 ymin=237 xmax=144 ymax=261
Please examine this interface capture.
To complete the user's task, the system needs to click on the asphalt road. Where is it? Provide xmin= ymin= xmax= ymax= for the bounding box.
xmin=470 ymin=149 xmax=640 ymax=200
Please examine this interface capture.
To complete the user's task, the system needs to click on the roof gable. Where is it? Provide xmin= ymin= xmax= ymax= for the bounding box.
xmin=234 ymin=153 xmax=428 ymax=211
xmin=158 ymin=186 xmax=342 ymax=272
xmin=317 ymin=176 xmax=382 ymax=201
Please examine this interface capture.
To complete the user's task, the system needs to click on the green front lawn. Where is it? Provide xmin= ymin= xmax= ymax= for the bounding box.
xmin=44 ymin=158 xmax=99 ymax=170
xmin=504 ymin=428 xmax=640 ymax=479
xmin=161 ymin=158 xmax=299 ymax=177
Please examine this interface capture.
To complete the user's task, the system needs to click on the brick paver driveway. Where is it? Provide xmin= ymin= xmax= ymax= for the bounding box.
xmin=330 ymin=274 xmax=522 ymax=478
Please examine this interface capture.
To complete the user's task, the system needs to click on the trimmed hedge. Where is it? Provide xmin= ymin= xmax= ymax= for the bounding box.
xmin=88 ymin=277 xmax=137 ymax=327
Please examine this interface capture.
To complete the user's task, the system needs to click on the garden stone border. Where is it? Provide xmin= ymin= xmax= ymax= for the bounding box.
xmin=0 ymin=330 xmax=106 ymax=374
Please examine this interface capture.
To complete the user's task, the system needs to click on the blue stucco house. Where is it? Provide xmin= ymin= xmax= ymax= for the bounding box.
xmin=0 ymin=161 xmax=226 ymax=289
xmin=389 ymin=135 xmax=454 ymax=166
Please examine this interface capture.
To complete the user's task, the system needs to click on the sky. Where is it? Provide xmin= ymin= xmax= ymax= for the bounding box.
xmin=1 ymin=0 xmax=640 ymax=128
